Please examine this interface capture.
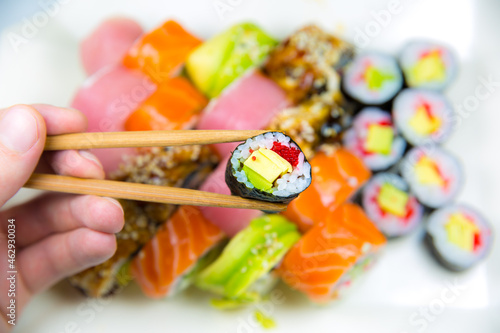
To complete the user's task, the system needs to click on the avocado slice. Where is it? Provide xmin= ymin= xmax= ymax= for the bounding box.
xmin=409 ymin=105 xmax=442 ymax=135
xmin=409 ymin=50 xmax=446 ymax=86
xmin=365 ymin=124 xmax=394 ymax=155
xmin=415 ymin=156 xmax=445 ymax=186
xmin=243 ymin=165 xmax=273 ymax=191
xmin=242 ymin=149 xmax=292 ymax=191
xmin=186 ymin=23 xmax=277 ymax=98
xmin=377 ymin=182 xmax=409 ymax=217
xmin=186 ymin=28 xmax=236 ymax=95
xmin=365 ymin=65 xmax=395 ymax=90
xmin=195 ymin=215 xmax=300 ymax=301
xmin=444 ymin=213 xmax=480 ymax=252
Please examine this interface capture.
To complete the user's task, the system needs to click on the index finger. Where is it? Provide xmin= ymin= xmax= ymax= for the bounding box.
xmin=31 ymin=104 xmax=88 ymax=135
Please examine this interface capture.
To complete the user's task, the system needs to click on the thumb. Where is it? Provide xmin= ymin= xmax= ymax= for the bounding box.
xmin=0 ymin=105 xmax=46 ymax=207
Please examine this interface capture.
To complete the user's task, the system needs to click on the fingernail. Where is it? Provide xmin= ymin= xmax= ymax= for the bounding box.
xmin=0 ymin=106 xmax=39 ymax=154
xmin=102 ymin=197 xmax=124 ymax=215
xmin=79 ymin=150 xmax=103 ymax=168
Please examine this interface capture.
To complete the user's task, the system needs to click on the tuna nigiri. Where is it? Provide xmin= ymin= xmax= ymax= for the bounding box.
xmin=283 ymin=147 xmax=371 ymax=232
xmin=131 ymin=206 xmax=226 ymax=298
xmin=197 ymin=70 xmax=290 ymax=158
xmin=277 ymin=203 xmax=386 ymax=303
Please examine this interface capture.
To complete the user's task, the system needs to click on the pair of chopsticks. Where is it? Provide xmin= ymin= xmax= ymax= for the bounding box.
xmin=24 ymin=130 xmax=287 ymax=212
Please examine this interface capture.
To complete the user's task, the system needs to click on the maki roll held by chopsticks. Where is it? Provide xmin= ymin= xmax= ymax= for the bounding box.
xmin=225 ymin=132 xmax=312 ymax=205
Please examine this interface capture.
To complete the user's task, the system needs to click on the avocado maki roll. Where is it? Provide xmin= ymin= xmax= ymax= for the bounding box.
xmin=195 ymin=215 xmax=301 ymax=306
xmin=399 ymin=40 xmax=458 ymax=91
xmin=362 ymin=173 xmax=424 ymax=237
xmin=343 ymin=107 xmax=406 ymax=171
xmin=425 ymin=204 xmax=493 ymax=271
xmin=393 ymin=89 xmax=454 ymax=147
xmin=225 ymin=132 xmax=312 ymax=204
xmin=342 ymin=52 xmax=403 ymax=106
xmin=400 ymin=146 xmax=463 ymax=209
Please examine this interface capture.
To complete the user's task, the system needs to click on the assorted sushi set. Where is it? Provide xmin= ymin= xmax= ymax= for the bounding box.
xmin=68 ymin=19 xmax=493 ymax=313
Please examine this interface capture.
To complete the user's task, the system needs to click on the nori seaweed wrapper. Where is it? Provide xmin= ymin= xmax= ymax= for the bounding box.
xmin=225 ymin=133 xmax=311 ymax=206
xmin=424 ymin=232 xmax=467 ymax=272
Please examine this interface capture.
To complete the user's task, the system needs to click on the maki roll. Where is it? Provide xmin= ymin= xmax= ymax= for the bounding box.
xmin=342 ymin=52 xmax=403 ymax=106
xmin=400 ymin=147 xmax=463 ymax=209
xmin=425 ymin=204 xmax=493 ymax=271
xmin=362 ymin=173 xmax=424 ymax=237
xmin=343 ymin=107 xmax=406 ymax=171
xmin=225 ymin=132 xmax=312 ymax=204
xmin=278 ymin=203 xmax=386 ymax=303
xmin=399 ymin=40 xmax=458 ymax=91
xmin=393 ymin=89 xmax=454 ymax=146
xmin=195 ymin=215 xmax=300 ymax=306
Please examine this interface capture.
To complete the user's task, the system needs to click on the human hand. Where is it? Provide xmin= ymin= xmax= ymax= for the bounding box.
xmin=0 ymin=104 xmax=124 ymax=330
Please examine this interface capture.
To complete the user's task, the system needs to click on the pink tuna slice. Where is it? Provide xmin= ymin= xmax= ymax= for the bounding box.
xmin=197 ymin=70 xmax=290 ymax=158
xmin=71 ymin=64 xmax=156 ymax=174
xmin=81 ymin=17 xmax=143 ymax=76
xmin=199 ymin=157 xmax=262 ymax=236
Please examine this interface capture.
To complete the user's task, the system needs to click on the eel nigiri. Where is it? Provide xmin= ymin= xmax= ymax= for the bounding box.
xmin=283 ymin=148 xmax=371 ymax=232
xmin=131 ymin=206 xmax=225 ymax=298
xmin=277 ymin=203 xmax=386 ymax=303
xmin=263 ymin=25 xmax=354 ymax=104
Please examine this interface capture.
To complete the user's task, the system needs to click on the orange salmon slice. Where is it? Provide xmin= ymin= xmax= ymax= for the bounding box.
xmin=278 ymin=203 xmax=386 ymax=303
xmin=125 ymin=77 xmax=207 ymax=131
xmin=131 ymin=206 xmax=225 ymax=298
xmin=283 ymin=149 xmax=371 ymax=232
xmin=123 ymin=20 xmax=202 ymax=83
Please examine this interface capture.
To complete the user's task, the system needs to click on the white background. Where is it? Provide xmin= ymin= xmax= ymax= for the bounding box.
xmin=0 ymin=0 xmax=499 ymax=332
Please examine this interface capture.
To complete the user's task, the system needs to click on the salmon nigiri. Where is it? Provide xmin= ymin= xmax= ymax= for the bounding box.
xmin=125 ymin=77 xmax=208 ymax=131
xmin=132 ymin=206 xmax=225 ymax=298
xmin=277 ymin=203 xmax=386 ymax=303
xmin=123 ymin=20 xmax=202 ymax=83
xmin=283 ymin=148 xmax=371 ymax=232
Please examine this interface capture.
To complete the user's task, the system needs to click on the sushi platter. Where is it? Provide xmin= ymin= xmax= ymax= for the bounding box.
xmin=0 ymin=0 xmax=498 ymax=332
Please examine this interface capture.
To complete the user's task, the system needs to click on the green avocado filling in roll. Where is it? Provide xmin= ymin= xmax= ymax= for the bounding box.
xmin=195 ymin=215 xmax=300 ymax=306
xmin=186 ymin=22 xmax=277 ymax=98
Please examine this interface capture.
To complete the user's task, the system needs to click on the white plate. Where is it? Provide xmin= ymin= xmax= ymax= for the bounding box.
xmin=1 ymin=0 xmax=499 ymax=332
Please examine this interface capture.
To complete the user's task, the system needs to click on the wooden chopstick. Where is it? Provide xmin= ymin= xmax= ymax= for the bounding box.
xmin=24 ymin=174 xmax=287 ymax=212
xmin=44 ymin=130 xmax=269 ymax=151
